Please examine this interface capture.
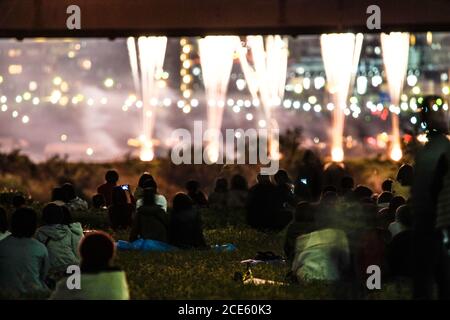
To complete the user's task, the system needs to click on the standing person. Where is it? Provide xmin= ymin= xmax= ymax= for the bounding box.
xmin=0 ymin=208 xmax=49 ymax=296
xmin=411 ymin=95 xmax=450 ymax=299
xmin=51 ymin=231 xmax=130 ymax=300
xmin=208 ymin=178 xmax=229 ymax=211
xmin=169 ymin=193 xmax=207 ymax=249
xmin=108 ymin=186 xmax=134 ymax=230
xmin=97 ymin=170 xmax=119 ymax=207
xmin=185 ymin=180 xmax=208 ymax=207
xmin=272 ymin=169 xmax=296 ymax=229
xmin=227 ymin=174 xmax=249 ymax=209
xmin=0 ymin=207 xmax=10 ymax=241
xmin=129 ymin=188 xmax=169 ymax=243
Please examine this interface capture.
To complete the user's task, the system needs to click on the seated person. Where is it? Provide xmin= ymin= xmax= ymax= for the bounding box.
xmin=169 ymin=193 xmax=207 ymax=249
xmin=185 ymin=180 xmax=208 ymax=207
xmin=386 ymin=204 xmax=414 ymax=279
xmin=50 ymin=231 xmax=130 ymax=300
xmin=12 ymin=194 xmax=26 ymax=209
xmin=284 ymin=202 xmax=316 ymax=263
xmin=0 ymin=207 xmax=11 ymax=241
xmin=208 ymin=178 xmax=229 ymax=211
xmin=97 ymin=170 xmax=119 ymax=206
xmin=134 ymin=173 xmax=154 ymax=201
xmin=0 ymin=208 xmax=50 ymax=296
xmin=137 ymin=179 xmax=167 ymax=212
xmin=62 ymin=183 xmax=88 ymax=212
xmin=129 ymin=188 xmax=169 ymax=243
xmin=35 ymin=204 xmax=82 ymax=281
xmin=51 ymin=187 xmax=66 ymax=206
xmin=91 ymin=194 xmax=108 ymax=215
xmin=108 ymin=186 xmax=134 ymax=230
xmin=291 ymin=203 xmax=350 ymax=282
xmin=227 ymin=174 xmax=248 ymax=209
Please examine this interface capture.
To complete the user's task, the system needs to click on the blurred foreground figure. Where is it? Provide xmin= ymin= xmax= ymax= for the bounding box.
xmin=0 ymin=208 xmax=50 ymax=296
xmin=412 ymin=95 xmax=450 ymax=299
xmin=51 ymin=231 xmax=130 ymax=300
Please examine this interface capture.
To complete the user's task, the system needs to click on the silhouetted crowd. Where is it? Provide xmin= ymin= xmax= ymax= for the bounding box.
xmin=0 ymin=95 xmax=449 ymax=300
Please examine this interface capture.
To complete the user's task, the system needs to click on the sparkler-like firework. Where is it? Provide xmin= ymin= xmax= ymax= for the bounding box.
xmin=127 ymin=36 xmax=167 ymax=161
xmin=198 ymin=36 xmax=239 ymax=163
xmin=381 ymin=32 xmax=410 ymax=162
xmin=238 ymin=35 xmax=288 ymax=160
xmin=321 ymin=33 xmax=363 ymax=162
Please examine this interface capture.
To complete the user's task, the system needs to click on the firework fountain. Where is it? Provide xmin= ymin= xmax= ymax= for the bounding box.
xmin=320 ymin=33 xmax=363 ymax=162
xmin=198 ymin=36 xmax=239 ymax=163
xmin=381 ymin=32 xmax=410 ymax=162
xmin=127 ymin=36 xmax=167 ymax=161
xmin=238 ymin=35 xmax=288 ymax=160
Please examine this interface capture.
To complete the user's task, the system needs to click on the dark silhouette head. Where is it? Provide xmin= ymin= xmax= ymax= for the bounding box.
xmin=321 ymin=191 xmax=338 ymax=206
xmin=377 ymin=191 xmax=393 ymax=206
xmin=214 ymin=178 xmax=228 ymax=193
xmin=52 ymin=187 xmax=65 ymax=202
xmin=340 ymin=176 xmax=354 ymax=192
xmin=417 ymin=95 xmax=449 ymax=134
xmin=353 ymin=185 xmax=373 ymax=201
xmin=138 ymin=173 xmax=154 ymax=189
xmin=142 ymin=178 xmax=158 ymax=193
xmin=111 ymin=186 xmax=128 ymax=205
xmin=230 ymin=174 xmax=248 ymax=191
xmin=61 ymin=206 xmax=73 ymax=225
xmin=389 ymin=196 xmax=406 ymax=213
xmin=274 ymin=169 xmax=290 ymax=185
xmin=105 ymin=170 xmax=119 ymax=184
xmin=0 ymin=207 xmax=8 ymax=233
xmin=62 ymin=183 xmax=76 ymax=202
xmin=80 ymin=231 xmax=115 ymax=271
xmin=42 ymin=203 xmax=64 ymax=225
xmin=185 ymin=180 xmax=200 ymax=193
xmin=11 ymin=208 xmax=38 ymax=238
xmin=92 ymin=194 xmax=106 ymax=209
xmin=396 ymin=164 xmax=413 ymax=186
xmin=396 ymin=204 xmax=413 ymax=228
xmin=256 ymin=173 xmax=271 ymax=185
xmin=142 ymin=188 xmax=156 ymax=206
xmin=381 ymin=179 xmax=393 ymax=192
xmin=173 ymin=192 xmax=194 ymax=213
xmin=12 ymin=194 xmax=26 ymax=209
xmin=323 ymin=185 xmax=338 ymax=194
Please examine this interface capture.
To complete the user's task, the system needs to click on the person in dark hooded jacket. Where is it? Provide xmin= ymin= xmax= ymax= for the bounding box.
xmin=169 ymin=193 xmax=207 ymax=249
xmin=129 ymin=188 xmax=168 ymax=243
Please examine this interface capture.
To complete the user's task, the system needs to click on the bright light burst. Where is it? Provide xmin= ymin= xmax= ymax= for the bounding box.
xmin=198 ymin=36 xmax=239 ymax=163
xmin=321 ymin=33 xmax=363 ymax=162
xmin=238 ymin=35 xmax=288 ymax=160
xmin=127 ymin=36 xmax=167 ymax=161
xmin=381 ymin=32 xmax=409 ymax=162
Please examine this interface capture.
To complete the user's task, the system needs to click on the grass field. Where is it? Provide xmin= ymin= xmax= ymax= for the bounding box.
xmin=110 ymin=224 xmax=412 ymax=300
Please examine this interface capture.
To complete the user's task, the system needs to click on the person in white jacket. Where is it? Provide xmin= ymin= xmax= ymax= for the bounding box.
xmin=50 ymin=231 xmax=130 ymax=300
xmin=35 ymin=204 xmax=83 ymax=281
xmin=291 ymin=203 xmax=350 ymax=282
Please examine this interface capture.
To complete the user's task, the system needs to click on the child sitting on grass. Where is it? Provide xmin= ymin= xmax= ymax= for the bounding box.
xmin=50 ymin=231 xmax=130 ymax=300
xmin=35 ymin=203 xmax=83 ymax=285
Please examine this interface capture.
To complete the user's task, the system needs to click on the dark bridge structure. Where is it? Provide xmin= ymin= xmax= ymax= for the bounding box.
xmin=0 ymin=0 xmax=449 ymax=38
